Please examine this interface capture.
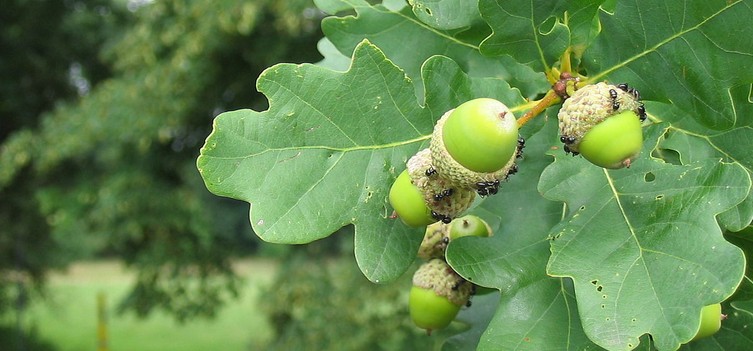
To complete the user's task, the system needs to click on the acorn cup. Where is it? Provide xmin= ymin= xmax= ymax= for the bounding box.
xmin=407 ymin=149 xmax=476 ymax=224
xmin=558 ymin=82 xmax=646 ymax=169
xmin=417 ymin=221 xmax=449 ymax=260
xmin=429 ymin=98 xmax=523 ymax=197
xmin=409 ymin=259 xmax=473 ymax=334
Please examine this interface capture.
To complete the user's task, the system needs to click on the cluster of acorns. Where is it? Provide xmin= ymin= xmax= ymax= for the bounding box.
xmin=388 ymin=98 xmax=524 ymax=227
xmin=386 ymin=98 xmax=520 ymax=333
xmin=389 ymin=80 xmax=649 ymax=230
xmin=388 ymin=82 xmax=729 ymax=342
xmin=389 ymin=81 xmax=651 ymax=334
xmin=409 ymin=215 xmax=493 ymax=334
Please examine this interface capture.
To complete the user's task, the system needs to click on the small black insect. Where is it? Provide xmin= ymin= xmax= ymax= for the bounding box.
xmin=629 ymin=88 xmax=640 ymax=100
xmin=508 ymin=164 xmax=518 ymax=176
xmin=475 ymin=180 xmax=500 ymax=197
xmin=475 ymin=182 xmax=490 ymax=196
xmin=609 ymin=88 xmax=620 ymax=111
xmin=637 ymin=103 xmax=646 ymax=122
xmin=465 ymin=300 xmax=472 ymax=308
xmin=433 ymin=188 xmax=454 ymax=202
xmin=431 ymin=211 xmax=451 ymax=224
xmin=617 ymin=83 xmax=641 ymax=100
xmin=441 ymin=236 xmax=450 ymax=244
xmin=470 ymin=284 xmax=477 ymax=295
xmin=560 ymin=135 xmax=576 ymax=144
xmin=515 ymin=136 xmax=526 ymax=159
xmin=425 ymin=167 xmax=437 ymax=177
xmin=563 ymin=145 xmax=580 ymax=156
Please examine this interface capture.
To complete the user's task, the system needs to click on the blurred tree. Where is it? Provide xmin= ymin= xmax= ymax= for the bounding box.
xmin=0 ymin=0 xmax=323 ymax=321
xmin=0 ymin=0 xmax=131 ymax=319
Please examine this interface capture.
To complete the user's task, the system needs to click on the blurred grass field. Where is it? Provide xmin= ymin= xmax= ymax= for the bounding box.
xmin=2 ymin=259 xmax=277 ymax=351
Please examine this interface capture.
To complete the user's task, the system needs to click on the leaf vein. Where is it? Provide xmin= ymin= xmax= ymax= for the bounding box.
xmin=591 ymin=0 xmax=744 ymax=82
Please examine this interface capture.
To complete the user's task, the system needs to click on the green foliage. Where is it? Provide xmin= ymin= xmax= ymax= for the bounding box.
xmin=198 ymin=0 xmax=753 ymax=350
xmin=0 ymin=0 xmax=129 ymax=137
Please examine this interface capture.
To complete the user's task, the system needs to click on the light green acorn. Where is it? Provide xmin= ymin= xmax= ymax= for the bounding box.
xmin=691 ymin=303 xmax=724 ymax=341
xmin=388 ymin=169 xmax=435 ymax=227
xmin=417 ymin=215 xmax=493 ymax=260
xmin=449 ymin=215 xmax=493 ymax=240
xmin=429 ymin=98 xmax=524 ymax=196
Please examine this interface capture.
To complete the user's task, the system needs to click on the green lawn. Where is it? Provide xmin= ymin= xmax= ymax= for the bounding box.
xmin=4 ymin=259 xmax=277 ymax=351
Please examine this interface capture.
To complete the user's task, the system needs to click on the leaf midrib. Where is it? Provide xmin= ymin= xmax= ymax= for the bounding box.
xmin=200 ymin=134 xmax=431 ymax=161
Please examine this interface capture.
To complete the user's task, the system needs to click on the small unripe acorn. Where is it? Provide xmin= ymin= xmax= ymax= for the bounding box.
xmin=388 ymin=169 xmax=434 ymax=227
xmin=558 ymin=82 xmax=645 ymax=169
xmin=691 ymin=303 xmax=723 ymax=341
xmin=418 ymin=216 xmax=493 ymax=259
xmin=442 ymin=98 xmax=519 ymax=173
xmin=430 ymin=101 xmax=522 ymax=194
xmin=449 ymin=215 xmax=493 ymax=240
xmin=409 ymin=259 xmax=472 ymax=334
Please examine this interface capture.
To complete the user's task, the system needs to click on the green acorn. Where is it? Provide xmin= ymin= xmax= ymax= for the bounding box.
xmin=407 ymin=148 xmax=476 ymax=223
xmin=558 ymin=82 xmax=646 ymax=169
xmin=691 ymin=303 xmax=724 ymax=341
xmin=448 ymin=215 xmax=493 ymax=240
xmin=388 ymin=169 xmax=435 ymax=227
xmin=417 ymin=215 xmax=493 ymax=259
xmin=409 ymin=259 xmax=472 ymax=334
xmin=429 ymin=98 xmax=523 ymax=196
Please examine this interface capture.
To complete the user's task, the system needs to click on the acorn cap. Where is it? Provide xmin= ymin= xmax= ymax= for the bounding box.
xmin=407 ymin=148 xmax=476 ymax=222
xmin=429 ymin=110 xmax=521 ymax=191
xmin=412 ymin=259 xmax=472 ymax=306
xmin=418 ymin=222 xmax=450 ymax=260
xmin=558 ymin=82 xmax=643 ymax=153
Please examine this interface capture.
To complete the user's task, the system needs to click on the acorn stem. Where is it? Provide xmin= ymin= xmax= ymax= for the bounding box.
xmin=517 ymin=90 xmax=560 ymax=127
